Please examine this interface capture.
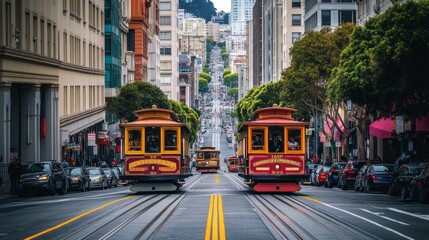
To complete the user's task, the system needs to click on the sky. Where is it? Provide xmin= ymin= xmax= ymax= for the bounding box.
xmin=211 ymin=0 xmax=231 ymax=13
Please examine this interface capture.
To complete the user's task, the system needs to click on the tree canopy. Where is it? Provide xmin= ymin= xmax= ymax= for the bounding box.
xmin=199 ymin=78 xmax=209 ymax=93
xmin=330 ymin=0 xmax=429 ymax=120
xmin=168 ymin=100 xmax=200 ymax=144
xmin=227 ymin=88 xmax=238 ymax=101
xmin=106 ymin=82 xmax=169 ymax=122
xmin=224 ymin=73 xmax=238 ymax=88
xmin=199 ymin=71 xmax=212 ymax=83
xmin=223 ymin=68 xmax=231 ymax=77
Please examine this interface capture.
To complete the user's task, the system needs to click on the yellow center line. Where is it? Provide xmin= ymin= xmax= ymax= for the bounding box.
xmin=24 ymin=196 xmax=134 ymax=240
xmin=205 ymin=195 xmax=214 ymax=239
xmin=205 ymin=194 xmax=226 ymax=240
xmin=298 ymin=196 xmax=322 ymax=203
xmin=215 ymin=174 xmax=220 ymax=183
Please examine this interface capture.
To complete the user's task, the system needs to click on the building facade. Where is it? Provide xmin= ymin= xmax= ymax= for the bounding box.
xmin=304 ymin=0 xmax=357 ymax=32
xmin=282 ymin=0 xmax=304 ymax=69
xmin=207 ymin=21 xmax=220 ymax=42
xmin=230 ymin=0 xmax=256 ymax=35
xmin=0 ymin=0 xmax=106 ymax=167
xmin=252 ymin=0 xmax=263 ymax=87
xmin=148 ymin=0 xmax=160 ymax=86
xmin=159 ymin=0 xmax=179 ymax=101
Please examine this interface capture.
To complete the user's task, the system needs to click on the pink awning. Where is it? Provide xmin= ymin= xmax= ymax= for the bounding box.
xmin=416 ymin=114 xmax=429 ymax=132
xmin=319 ymin=118 xmax=344 ymax=142
xmin=369 ymin=118 xmax=394 ymax=139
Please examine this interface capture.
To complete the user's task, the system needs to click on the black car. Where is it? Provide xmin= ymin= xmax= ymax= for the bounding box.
xmin=19 ymin=161 xmax=67 ymax=195
xmin=361 ymin=164 xmax=398 ymax=193
xmin=410 ymin=164 xmax=429 ymax=203
xmin=326 ymin=162 xmax=346 ymax=188
xmin=389 ymin=163 xmax=427 ymax=201
xmin=65 ymin=167 xmax=91 ymax=192
xmin=354 ymin=165 xmax=369 ymax=192
xmin=102 ymin=168 xmax=118 ymax=188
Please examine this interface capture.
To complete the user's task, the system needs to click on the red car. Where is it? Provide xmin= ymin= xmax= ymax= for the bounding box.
xmin=316 ymin=166 xmax=330 ymax=187
xmin=339 ymin=160 xmax=375 ymax=190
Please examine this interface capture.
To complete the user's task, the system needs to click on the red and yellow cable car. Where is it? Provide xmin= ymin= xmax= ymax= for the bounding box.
xmin=227 ymin=156 xmax=239 ymax=172
xmin=120 ymin=106 xmax=192 ymax=192
xmin=237 ymin=106 xmax=308 ymax=192
xmin=195 ymin=146 xmax=220 ymax=173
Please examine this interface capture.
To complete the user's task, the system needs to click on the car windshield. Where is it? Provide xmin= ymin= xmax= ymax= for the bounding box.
xmin=66 ymin=168 xmax=82 ymax=175
xmin=26 ymin=163 xmax=51 ymax=173
xmin=336 ymin=164 xmax=346 ymax=170
xmin=111 ymin=168 xmax=119 ymax=175
xmin=374 ymin=165 xmax=397 ymax=172
xmin=409 ymin=167 xmax=425 ymax=175
xmin=103 ymin=169 xmax=112 ymax=175
xmin=88 ymin=169 xmax=100 ymax=175
xmin=352 ymin=162 xmax=367 ymax=170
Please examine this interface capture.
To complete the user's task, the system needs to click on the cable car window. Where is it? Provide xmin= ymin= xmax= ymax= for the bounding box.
xmin=211 ymin=152 xmax=217 ymax=158
xmin=269 ymin=127 xmax=284 ymax=153
xmin=288 ymin=129 xmax=301 ymax=150
xmin=197 ymin=152 xmax=203 ymax=158
xmin=164 ymin=129 xmax=177 ymax=151
xmin=251 ymin=129 xmax=265 ymax=150
xmin=128 ymin=130 xmax=142 ymax=151
xmin=145 ymin=127 xmax=160 ymax=153
xmin=204 ymin=152 xmax=211 ymax=159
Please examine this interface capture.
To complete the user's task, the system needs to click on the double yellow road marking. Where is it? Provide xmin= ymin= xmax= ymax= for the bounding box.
xmin=205 ymin=194 xmax=226 ymax=240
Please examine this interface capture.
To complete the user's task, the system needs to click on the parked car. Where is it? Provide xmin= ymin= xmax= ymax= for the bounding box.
xmin=361 ymin=164 xmax=398 ymax=193
xmin=389 ymin=163 xmax=427 ymax=201
xmin=117 ymin=166 xmax=129 ymax=186
xmin=354 ymin=165 xmax=369 ymax=192
xmin=339 ymin=160 xmax=375 ymax=190
xmin=87 ymin=167 xmax=108 ymax=189
xmin=326 ymin=162 xmax=346 ymax=188
xmin=19 ymin=161 xmax=67 ymax=196
xmin=409 ymin=164 xmax=429 ymax=203
xmin=102 ymin=168 xmax=118 ymax=188
xmin=65 ymin=167 xmax=91 ymax=192
xmin=311 ymin=165 xmax=322 ymax=186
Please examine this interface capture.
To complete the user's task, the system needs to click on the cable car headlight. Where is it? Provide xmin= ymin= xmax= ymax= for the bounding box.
xmin=150 ymin=165 xmax=156 ymax=171
xmin=206 ymin=161 xmax=209 ymax=165
xmin=275 ymin=165 xmax=280 ymax=170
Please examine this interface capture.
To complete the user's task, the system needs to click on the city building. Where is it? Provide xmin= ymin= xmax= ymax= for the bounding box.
xmin=245 ymin=21 xmax=253 ymax=92
xmin=0 ymin=0 xmax=106 ymax=165
xmin=282 ymin=0 xmax=304 ymax=69
xmin=159 ymin=0 xmax=180 ymax=101
xmin=252 ymin=0 xmax=263 ymax=87
xmin=304 ymin=0 xmax=357 ymax=32
xmin=148 ymin=0 xmax=161 ymax=86
xmin=129 ymin=0 xmax=151 ymax=82
xmin=207 ymin=21 xmax=220 ymax=42
xmin=262 ymin=0 xmax=283 ymax=84
xmin=230 ymin=0 xmax=256 ymax=35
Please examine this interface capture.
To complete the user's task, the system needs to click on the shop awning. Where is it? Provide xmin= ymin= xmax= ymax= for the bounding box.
xmin=369 ymin=118 xmax=394 ymax=139
xmin=416 ymin=114 xmax=429 ymax=132
xmin=319 ymin=118 xmax=344 ymax=142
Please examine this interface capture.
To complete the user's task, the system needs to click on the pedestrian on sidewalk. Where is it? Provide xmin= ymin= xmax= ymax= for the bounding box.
xmin=8 ymin=157 xmax=21 ymax=194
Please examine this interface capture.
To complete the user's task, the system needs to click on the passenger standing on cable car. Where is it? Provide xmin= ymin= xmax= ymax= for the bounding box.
xmin=269 ymin=134 xmax=283 ymax=152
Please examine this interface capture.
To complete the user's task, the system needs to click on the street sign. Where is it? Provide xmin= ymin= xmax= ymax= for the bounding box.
xmin=88 ymin=133 xmax=96 ymax=146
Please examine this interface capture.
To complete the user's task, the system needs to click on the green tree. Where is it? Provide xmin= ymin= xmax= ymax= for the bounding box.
xmin=106 ymin=82 xmax=169 ymax=122
xmin=199 ymin=71 xmax=212 ymax=83
xmin=199 ymin=78 xmax=209 ymax=93
xmin=280 ymin=24 xmax=355 ymax=159
xmin=224 ymin=73 xmax=238 ymax=88
xmin=227 ymin=88 xmax=238 ymax=101
xmin=223 ymin=68 xmax=231 ymax=77
xmin=168 ymin=100 xmax=200 ymax=144
xmin=332 ymin=1 xmax=429 ymax=120
xmin=178 ymin=0 xmax=216 ymax=22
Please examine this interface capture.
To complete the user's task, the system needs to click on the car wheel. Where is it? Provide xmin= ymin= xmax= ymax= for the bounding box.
xmin=59 ymin=180 xmax=67 ymax=195
xmin=366 ymin=184 xmax=371 ymax=193
xmin=420 ymin=187 xmax=429 ymax=204
xmin=400 ymin=187 xmax=408 ymax=202
xmin=114 ymin=179 xmax=118 ymax=187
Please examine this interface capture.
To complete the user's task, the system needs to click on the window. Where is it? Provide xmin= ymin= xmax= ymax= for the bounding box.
xmin=160 ymin=61 xmax=172 ymax=71
xmin=127 ymin=30 xmax=135 ymax=51
xmin=160 ymin=47 xmax=171 ymax=55
xmin=338 ymin=10 xmax=356 ymax=24
xmin=269 ymin=127 xmax=284 ymax=153
xmin=322 ymin=10 xmax=331 ymax=26
xmin=160 ymin=16 xmax=171 ymax=25
xmin=292 ymin=14 xmax=301 ymax=26
xmin=25 ymin=12 xmax=30 ymax=50
xmin=321 ymin=0 xmax=331 ymax=2
xmin=128 ymin=130 xmax=142 ymax=151
xmin=40 ymin=19 xmax=45 ymax=55
xmin=164 ymin=129 xmax=178 ymax=151
xmin=292 ymin=0 xmax=301 ymax=8
xmin=63 ymin=86 xmax=68 ymax=114
xmin=159 ymin=2 xmax=171 ymax=10
xmin=33 ymin=16 xmax=38 ymax=52
xmin=160 ymin=76 xmax=171 ymax=85
xmin=292 ymin=32 xmax=301 ymax=43
xmin=160 ymin=31 xmax=172 ymax=40
xmin=251 ymin=129 xmax=265 ymax=151
xmin=146 ymin=127 xmax=160 ymax=153
xmin=63 ymin=32 xmax=67 ymax=62
xmin=47 ymin=23 xmax=52 ymax=57
xmin=287 ymin=129 xmax=302 ymax=151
